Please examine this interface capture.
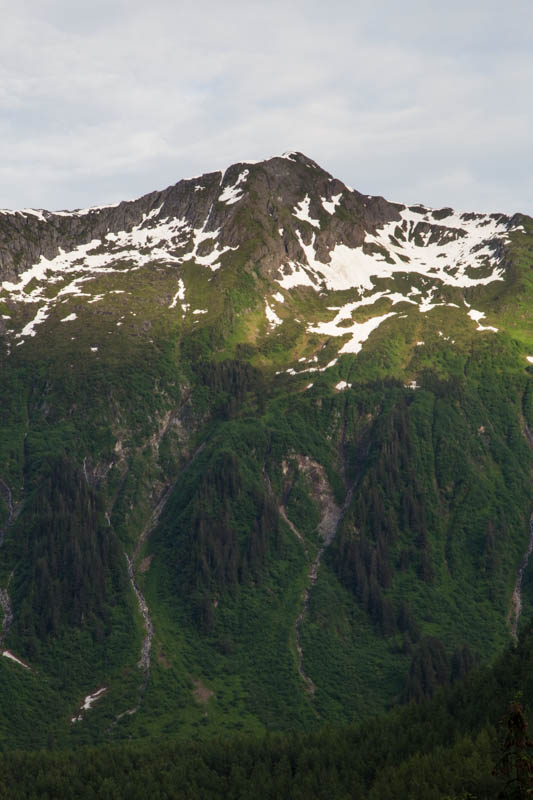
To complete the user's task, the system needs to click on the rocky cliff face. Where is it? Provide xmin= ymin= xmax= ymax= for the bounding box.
xmin=0 ymin=152 xmax=400 ymax=284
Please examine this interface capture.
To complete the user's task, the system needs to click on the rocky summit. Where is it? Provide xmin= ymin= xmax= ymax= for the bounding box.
xmin=0 ymin=151 xmax=526 ymax=355
xmin=1 ymin=152 xmax=533 ymax=749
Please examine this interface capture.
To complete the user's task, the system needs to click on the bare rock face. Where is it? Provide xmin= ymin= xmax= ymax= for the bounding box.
xmin=0 ymin=149 xmax=522 ymax=356
xmin=0 ymin=193 xmax=158 ymax=283
xmin=0 ymin=152 xmax=403 ymax=286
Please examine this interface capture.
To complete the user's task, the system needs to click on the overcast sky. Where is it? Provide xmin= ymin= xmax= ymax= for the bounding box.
xmin=1 ymin=0 xmax=532 ymax=214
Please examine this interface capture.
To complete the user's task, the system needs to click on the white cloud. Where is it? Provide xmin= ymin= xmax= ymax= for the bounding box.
xmin=0 ymin=0 xmax=532 ymax=214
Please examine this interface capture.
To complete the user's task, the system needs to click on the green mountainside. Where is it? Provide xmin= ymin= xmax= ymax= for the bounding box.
xmin=1 ymin=151 xmax=533 ymax=751
xmin=3 ymin=609 xmax=533 ymax=798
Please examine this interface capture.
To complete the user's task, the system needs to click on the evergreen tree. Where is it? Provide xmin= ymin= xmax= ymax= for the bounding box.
xmin=493 ymin=699 xmax=533 ymax=799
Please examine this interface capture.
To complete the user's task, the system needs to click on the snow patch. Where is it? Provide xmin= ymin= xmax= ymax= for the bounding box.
xmin=219 ymin=170 xmax=249 ymax=205
xmin=468 ymin=308 xmax=499 ymax=332
xmin=293 ymin=195 xmax=320 ymax=228
xmin=19 ymin=208 xmax=47 ymax=222
xmin=419 ymin=293 xmax=438 ymax=313
xmin=277 ymin=260 xmax=317 ymax=289
xmin=308 ymin=312 xmax=395 ymax=355
xmin=141 ymin=204 xmax=164 ymax=223
xmin=53 ymin=203 xmax=120 ymax=217
xmin=82 ymin=687 xmax=107 ymax=711
xmin=265 ymin=303 xmax=282 ymax=328
xmin=182 ymin=225 xmax=238 ymax=271
xmin=169 ymin=279 xmax=188 ymax=310
xmin=2 ymin=650 xmax=29 ymax=668
xmin=71 ymin=687 xmax=107 ymax=723
xmin=321 ymin=193 xmax=342 ymax=215
xmin=16 ymin=304 xmax=50 ymax=339
xmin=61 ymin=313 xmax=77 ymax=322
xmin=277 ymin=205 xmax=511 ymax=294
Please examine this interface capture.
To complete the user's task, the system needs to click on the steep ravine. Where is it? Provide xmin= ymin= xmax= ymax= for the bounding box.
xmin=0 ymin=476 xmax=22 ymax=546
xmin=294 ymin=484 xmax=355 ymax=695
xmin=0 ymin=477 xmax=23 ymax=665
xmin=509 ymin=513 xmax=533 ymax=640
xmin=282 ymin=456 xmax=357 ymax=695
xmin=0 ymin=586 xmax=13 ymax=648
xmin=510 ymin=421 xmax=533 ymax=639
xmin=107 ymin=420 xmax=207 ymax=727
xmin=105 ymin=553 xmax=154 ymax=730
xmin=0 ymin=479 xmax=15 ymax=648
xmin=126 ymin=553 xmax=154 ymax=674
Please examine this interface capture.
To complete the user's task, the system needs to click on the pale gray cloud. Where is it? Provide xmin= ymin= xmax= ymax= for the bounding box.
xmin=1 ymin=0 xmax=532 ymax=214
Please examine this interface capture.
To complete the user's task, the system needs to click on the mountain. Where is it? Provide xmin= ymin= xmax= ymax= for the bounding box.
xmin=1 ymin=151 xmax=533 ymax=749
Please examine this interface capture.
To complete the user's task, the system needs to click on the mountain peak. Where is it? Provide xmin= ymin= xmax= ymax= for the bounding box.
xmin=0 ymin=152 xmax=529 ymax=365
xmin=278 ymin=150 xmax=323 ymax=168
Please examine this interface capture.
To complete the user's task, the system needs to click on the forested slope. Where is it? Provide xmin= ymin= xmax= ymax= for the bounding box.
xmin=1 ymin=153 xmax=533 ymax=750
xmin=3 ymin=622 xmax=533 ymax=799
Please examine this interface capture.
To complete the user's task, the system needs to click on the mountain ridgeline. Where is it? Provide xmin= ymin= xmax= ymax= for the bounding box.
xmin=1 ymin=151 xmax=533 ymax=749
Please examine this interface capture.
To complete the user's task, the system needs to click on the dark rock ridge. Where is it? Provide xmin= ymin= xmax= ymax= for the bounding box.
xmin=0 ymin=153 xmax=403 ymax=284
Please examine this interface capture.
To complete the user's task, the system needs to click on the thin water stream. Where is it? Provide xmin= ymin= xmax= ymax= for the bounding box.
xmin=0 ymin=476 xmax=21 ymax=545
xmin=0 ymin=477 xmax=21 ymax=658
xmin=509 ymin=513 xmax=533 ymax=640
xmin=126 ymin=553 xmax=154 ymax=673
xmin=294 ymin=486 xmax=354 ymax=694
xmin=0 ymin=587 xmax=13 ymax=648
